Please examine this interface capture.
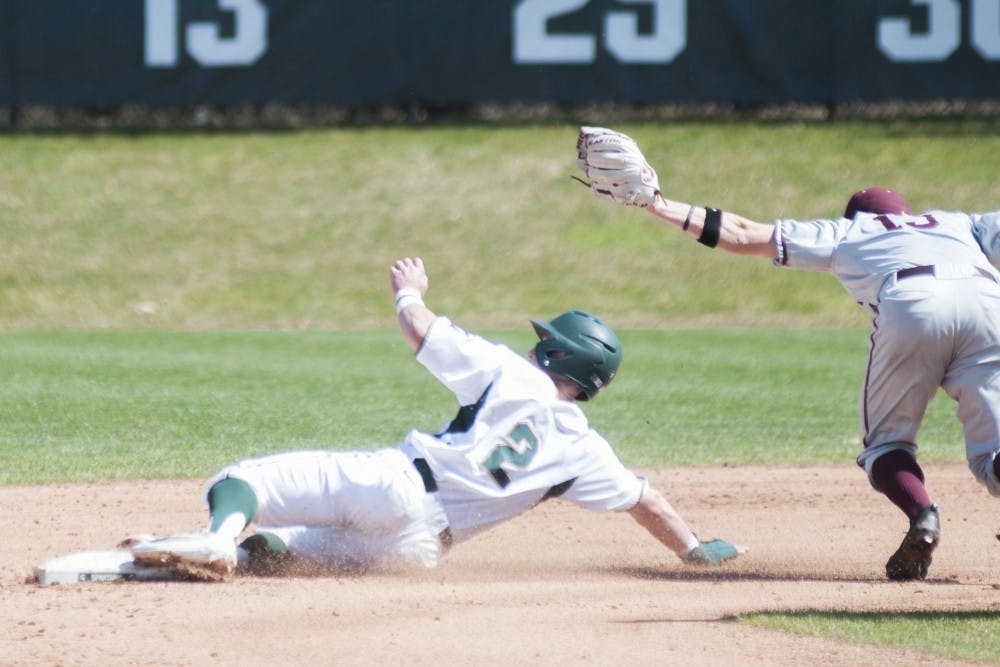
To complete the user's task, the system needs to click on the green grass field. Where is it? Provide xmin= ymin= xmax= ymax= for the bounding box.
xmin=1 ymin=120 xmax=997 ymax=662
xmin=2 ymin=326 xmax=969 ymax=484
xmin=743 ymin=611 xmax=1000 ymax=663
xmin=4 ymin=119 xmax=1000 ymax=331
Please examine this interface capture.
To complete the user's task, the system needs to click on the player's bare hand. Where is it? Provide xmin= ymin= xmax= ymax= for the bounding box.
xmin=389 ymin=257 xmax=429 ymax=296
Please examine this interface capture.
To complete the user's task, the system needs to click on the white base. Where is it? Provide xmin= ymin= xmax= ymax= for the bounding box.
xmin=34 ymin=549 xmax=185 ymax=584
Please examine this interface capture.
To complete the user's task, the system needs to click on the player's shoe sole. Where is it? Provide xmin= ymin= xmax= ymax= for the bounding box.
xmin=131 ymin=533 xmax=237 ymax=579
xmin=885 ymin=504 xmax=940 ymax=581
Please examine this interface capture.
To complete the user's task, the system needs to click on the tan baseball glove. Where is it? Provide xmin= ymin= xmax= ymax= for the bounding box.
xmin=575 ymin=126 xmax=661 ymax=207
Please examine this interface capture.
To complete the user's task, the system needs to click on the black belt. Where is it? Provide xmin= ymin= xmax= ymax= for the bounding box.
xmin=412 ymin=458 xmax=453 ymax=549
xmin=896 ymin=264 xmax=997 ymax=283
xmin=412 ymin=457 xmax=438 ymax=493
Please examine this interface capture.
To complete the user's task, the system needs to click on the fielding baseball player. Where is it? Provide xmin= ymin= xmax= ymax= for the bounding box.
xmin=131 ymin=256 xmax=743 ymax=576
xmin=575 ymin=126 xmax=1000 ymax=581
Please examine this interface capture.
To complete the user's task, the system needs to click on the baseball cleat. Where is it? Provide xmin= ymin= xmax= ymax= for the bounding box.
xmin=131 ymin=532 xmax=238 ymax=578
xmin=238 ymin=532 xmax=293 ymax=576
xmin=116 ymin=533 xmax=159 ymax=549
xmin=885 ymin=504 xmax=940 ymax=581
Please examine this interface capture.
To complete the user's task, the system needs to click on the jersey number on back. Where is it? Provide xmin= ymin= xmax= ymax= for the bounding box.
xmin=874 ymin=214 xmax=939 ymax=231
xmin=482 ymin=421 xmax=539 ymax=488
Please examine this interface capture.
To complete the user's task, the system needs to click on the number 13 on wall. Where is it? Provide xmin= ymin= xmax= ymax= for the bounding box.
xmin=513 ymin=0 xmax=686 ymax=64
xmin=145 ymin=0 xmax=268 ymax=68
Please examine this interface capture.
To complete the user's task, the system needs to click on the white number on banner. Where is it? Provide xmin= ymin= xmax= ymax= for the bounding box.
xmin=879 ymin=0 xmax=1000 ymax=62
xmin=145 ymin=0 xmax=268 ymax=68
xmin=513 ymin=0 xmax=686 ymax=64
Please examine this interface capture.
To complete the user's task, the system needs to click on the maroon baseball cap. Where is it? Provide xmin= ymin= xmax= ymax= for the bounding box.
xmin=844 ymin=187 xmax=911 ymax=218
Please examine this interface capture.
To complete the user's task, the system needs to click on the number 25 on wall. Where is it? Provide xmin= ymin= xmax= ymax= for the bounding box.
xmin=145 ymin=0 xmax=268 ymax=68
xmin=513 ymin=0 xmax=686 ymax=64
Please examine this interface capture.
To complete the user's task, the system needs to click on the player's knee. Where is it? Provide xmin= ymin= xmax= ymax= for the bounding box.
xmin=857 ymin=442 xmax=917 ymax=491
xmin=207 ymin=477 xmax=259 ymax=522
xmin=969 ymin=452 xmax=1000 ymax=497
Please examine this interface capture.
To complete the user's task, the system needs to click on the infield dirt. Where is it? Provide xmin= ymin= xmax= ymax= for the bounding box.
xmin=3 ymin=462 xmax=999 ymax=666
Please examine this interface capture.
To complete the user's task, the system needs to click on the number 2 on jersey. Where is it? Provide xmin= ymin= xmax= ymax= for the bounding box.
xmin=482 ymin=422 xmax=539 ymax=488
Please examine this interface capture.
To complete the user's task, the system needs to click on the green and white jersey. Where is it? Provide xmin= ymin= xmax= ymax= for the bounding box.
xmin=402 ymin=317 xmax=645 ymax=542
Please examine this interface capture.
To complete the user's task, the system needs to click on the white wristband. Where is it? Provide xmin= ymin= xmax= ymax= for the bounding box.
xmin=394 ymin=287 xmax=424 ymax=314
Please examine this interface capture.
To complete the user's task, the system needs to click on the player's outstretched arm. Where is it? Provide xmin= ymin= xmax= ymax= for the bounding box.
xmin=575 ymin=126 xmax=777 ymax=259
xmin=389 ymin=257 xmax=437 ymax=351
xmin=628 ymin=484 xmax=745 ymax=565
xmin=644 ymin=195 xmax=778 ymax=259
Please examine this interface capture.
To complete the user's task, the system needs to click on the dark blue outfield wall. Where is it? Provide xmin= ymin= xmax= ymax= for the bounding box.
xmin=2 ymin=0 xmax=999 ymax=108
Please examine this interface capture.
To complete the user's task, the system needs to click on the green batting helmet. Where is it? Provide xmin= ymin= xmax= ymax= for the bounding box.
xmin=530 ymin=310 xmax=622 ymax=401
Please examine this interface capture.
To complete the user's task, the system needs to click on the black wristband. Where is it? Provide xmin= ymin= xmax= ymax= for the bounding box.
xmin=698 ymin=207 xmax=722 ymax=247
xmin=682 ymin=205 xmax=695 ymax=231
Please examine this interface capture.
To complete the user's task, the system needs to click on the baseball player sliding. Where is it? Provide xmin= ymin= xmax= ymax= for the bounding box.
xmin=131 ymin=256 xmax=743 ymax=576
xmin=575 ymin=126 xmax=1000 ymax=581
